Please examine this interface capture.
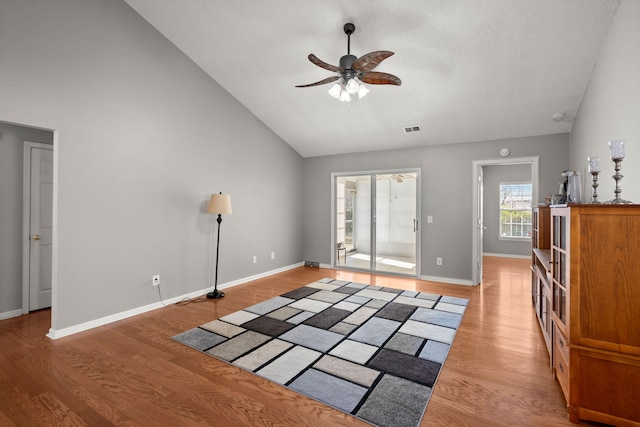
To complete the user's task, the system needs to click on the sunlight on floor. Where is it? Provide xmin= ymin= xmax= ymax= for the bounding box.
xmin=338 ymin=252 xmax=416 ymax=275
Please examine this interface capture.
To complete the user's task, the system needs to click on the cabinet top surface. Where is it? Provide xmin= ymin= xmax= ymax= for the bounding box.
xmin=550 ymin=204 xmax=640 ymax=213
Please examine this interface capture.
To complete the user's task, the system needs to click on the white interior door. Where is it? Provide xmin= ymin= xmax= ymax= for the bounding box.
xmin=25 ymin=144 xmax=54 ymax=311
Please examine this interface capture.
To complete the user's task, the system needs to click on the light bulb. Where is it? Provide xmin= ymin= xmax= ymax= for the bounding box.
xmin=345 ymin=78 xmax=359 ymax=94
xmin=339 ymin=90 xmax=351 ymax=102
xmin=357 ymin=84 xmax=370 ymax=99
xmin=328 ymin=82 xmax=341 ymax=98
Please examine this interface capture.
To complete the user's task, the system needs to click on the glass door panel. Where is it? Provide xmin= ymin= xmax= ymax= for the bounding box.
xmin=336 ymin=175 xmax=371 ymax=267
xmin=344 ymin=190 xmax=355 ymax=251
xmin=374 ymin=173 xmax=417 ymax=275
xmin=335 ymin=171 xmax=418 ymax=276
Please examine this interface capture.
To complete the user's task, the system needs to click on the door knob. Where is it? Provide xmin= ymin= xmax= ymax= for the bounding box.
xmin=32 ymin=234 xmax=40 ymax=240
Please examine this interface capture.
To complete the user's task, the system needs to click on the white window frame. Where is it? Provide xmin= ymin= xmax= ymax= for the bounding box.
xmin=498 ymin=181 xmax=532 ymax=241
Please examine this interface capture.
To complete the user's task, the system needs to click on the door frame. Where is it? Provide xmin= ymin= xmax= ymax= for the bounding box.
xmin=471 ymin=156 xmax=538 ymax=285
xmin=331 ymin=168 xmax=421 ymax=277
xmin=22 ymin=141 xmax=55 ymax=314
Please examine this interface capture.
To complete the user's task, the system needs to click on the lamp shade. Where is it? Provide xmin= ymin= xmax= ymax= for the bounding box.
xmin=207 ymin=193 xmax=232 ymax=214
xmin=345 ymin=78 xmax=359 ymax=94
xmin=328 ymin=81 xmax=342 ymax=98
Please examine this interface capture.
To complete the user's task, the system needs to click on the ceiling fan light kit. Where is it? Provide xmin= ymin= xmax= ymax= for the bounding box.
xmin=328 ymin=77 xmax=370 ymax=102
xmin=296 ymin=23 xmax=401 ymax=102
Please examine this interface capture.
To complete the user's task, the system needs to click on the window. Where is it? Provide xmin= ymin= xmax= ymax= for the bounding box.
xmin=499 ymin=182 xmax=532 ymax=239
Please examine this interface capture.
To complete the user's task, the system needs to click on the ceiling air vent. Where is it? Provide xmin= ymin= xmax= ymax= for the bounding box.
xmin=403 ymin=126 xmax=421 ymax=134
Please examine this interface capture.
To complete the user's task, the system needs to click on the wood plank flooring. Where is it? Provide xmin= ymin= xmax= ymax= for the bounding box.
xmin=0 ymin=257 xmax=601 ymax=426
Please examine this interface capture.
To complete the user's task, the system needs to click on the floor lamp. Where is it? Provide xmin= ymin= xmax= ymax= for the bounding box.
xmin=206 ymin=192 xmax=232 ymax=299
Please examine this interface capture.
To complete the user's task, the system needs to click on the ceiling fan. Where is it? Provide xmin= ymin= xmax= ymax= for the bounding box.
xmin=296 ymin=23 xmax=401 ymax=102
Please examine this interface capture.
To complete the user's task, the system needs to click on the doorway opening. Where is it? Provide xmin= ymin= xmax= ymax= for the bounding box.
xmin=0 ymin=120 xmax=55 ymax=332
xmin=471 ymin=157 xmax=538 ymax=285
xmin=332 ymin=169 xmax=420 ymax=277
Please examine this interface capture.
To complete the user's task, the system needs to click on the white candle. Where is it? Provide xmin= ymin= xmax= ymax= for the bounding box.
xmin=588 ymin=157 xmax=600 ymax=173
xmin=609 ymin=139 xmax=625 ymax=160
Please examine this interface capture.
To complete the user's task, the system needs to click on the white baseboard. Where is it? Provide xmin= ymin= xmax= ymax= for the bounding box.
xmin=217 ymin=262 xmax=305 ymax=289
xmin=0 ymin=308 xmax=23 ymax=321
xmin=46 ymin=262 xmax=304 ymax=340
xmin=420 ymin=275 xmax=475 ymax=286
xmin=483 ymin=252 xmax=530 ymax=259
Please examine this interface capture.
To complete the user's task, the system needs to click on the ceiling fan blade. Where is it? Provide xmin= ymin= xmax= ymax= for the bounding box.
xmin=307 ymin=54 xmax=342 ymax=73
xmin=295 ymin=75 xmax=340 ymax=88
xmin=352 ymin=51 xmax=394 ymax=72
xmin=360 ymin=72 xmax=402 ymax=86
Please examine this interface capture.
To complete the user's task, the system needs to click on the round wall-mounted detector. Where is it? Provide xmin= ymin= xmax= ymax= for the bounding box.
xmin=500 ymin=148 xmax=510 ymax=157
xmin=552 ymin=113 xmax=566 ymax=121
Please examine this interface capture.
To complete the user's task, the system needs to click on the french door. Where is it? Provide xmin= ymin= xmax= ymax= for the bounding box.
xmin=333 ymin=169 xmax=420 ymax=277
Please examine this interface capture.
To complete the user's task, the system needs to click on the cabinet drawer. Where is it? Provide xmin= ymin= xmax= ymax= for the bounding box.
xmin=555 ymin=327 xmax=570 ymax=362
xmin=553 ymin=334 xmax=570 ymax=401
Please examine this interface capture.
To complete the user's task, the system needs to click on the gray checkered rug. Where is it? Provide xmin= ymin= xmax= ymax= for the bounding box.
xmin=172 ymin=279 xmax=468 ymax=427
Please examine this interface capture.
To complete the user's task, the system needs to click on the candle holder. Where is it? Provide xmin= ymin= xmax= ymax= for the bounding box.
xmin=587 ymin=156 xmax=600 ymax=204
xmin=590 ymin=171 xmax=600 ymax=203
xmin=605 ymin=140 xmax=632 ymax=204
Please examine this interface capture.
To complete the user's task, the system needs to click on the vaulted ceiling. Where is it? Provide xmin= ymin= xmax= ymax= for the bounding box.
xmin=125 ymin=0 xmax=620 ymax=158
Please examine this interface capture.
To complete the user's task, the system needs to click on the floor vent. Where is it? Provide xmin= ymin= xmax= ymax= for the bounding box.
xmin=403 ymin=126 xmax=421 ymax=133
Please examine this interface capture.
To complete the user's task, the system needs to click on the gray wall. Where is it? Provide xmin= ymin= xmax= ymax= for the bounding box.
xmin=0 ymin=0 xmax=303 ymax=330
xmin=569 ymin=0 xmax=640 ymax=203
xmin=302 ymin=133 xmax=569 ymax=283
xmin=3 ymin=0 xmax=635 ymax=331
xmin=0 ymin=123 xmax=53 ymax=316
xmin=482 ymin=164 xmax=532 ymax=257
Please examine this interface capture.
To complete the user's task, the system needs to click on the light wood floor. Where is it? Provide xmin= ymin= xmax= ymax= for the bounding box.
xmin=0 ymin=257 xmax=601 ymax=426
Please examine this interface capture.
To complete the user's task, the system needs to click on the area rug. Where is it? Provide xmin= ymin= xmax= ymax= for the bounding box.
xmin=172 ymin=279 xmax=469 ymax=427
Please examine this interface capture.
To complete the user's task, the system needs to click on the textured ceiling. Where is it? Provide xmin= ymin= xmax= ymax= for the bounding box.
xmin=124 ymin=0 xmax=620 ymax=158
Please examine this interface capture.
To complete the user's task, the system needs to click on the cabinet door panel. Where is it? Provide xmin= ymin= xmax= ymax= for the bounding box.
xmin=578 ymin=214 xmax=640 ymax=350
xmin=575 ymin=350 xmax=640 ymax=423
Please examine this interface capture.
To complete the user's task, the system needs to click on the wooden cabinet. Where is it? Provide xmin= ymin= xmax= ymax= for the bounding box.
xmin=531 ymin=206 xmax=552 ymax=355
xmin=549 ymin=205 xmax=640 ymax=426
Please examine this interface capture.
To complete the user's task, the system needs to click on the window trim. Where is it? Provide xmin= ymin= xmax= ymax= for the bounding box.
xmin=498 ymin=181 xmax=532 ymax=241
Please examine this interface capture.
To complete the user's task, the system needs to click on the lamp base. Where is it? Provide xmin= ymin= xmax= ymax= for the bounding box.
xmin=206 ymin=289 xmax=225 ymax=299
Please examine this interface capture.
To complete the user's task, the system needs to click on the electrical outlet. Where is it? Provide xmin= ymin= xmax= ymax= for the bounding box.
xmin=152 ymin=275 xmax=160 ymax=287
xmin=271 ymin=252 xmax=275 ymax=260
xmin=252 ymin=255 xmax=257 ymax=264
xmin=436 ymin=257 xmax=443 ymax=266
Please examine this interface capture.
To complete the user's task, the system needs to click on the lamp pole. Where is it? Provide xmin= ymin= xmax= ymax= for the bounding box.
xmin=206 ymin=192 xmax=231 ymax=299
xmin=207 ymin=212 xmax=224 ymax=299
